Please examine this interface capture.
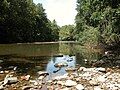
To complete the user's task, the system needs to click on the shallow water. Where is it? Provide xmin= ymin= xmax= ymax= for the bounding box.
xmin=0 ymin=42 xmax=107 ymax=79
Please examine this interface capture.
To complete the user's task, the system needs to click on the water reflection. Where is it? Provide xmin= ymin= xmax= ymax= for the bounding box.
xmin=46 ymin=55 xmax=76 ymax=76
xmin=1 ymin=42 xmax=119 ymax=80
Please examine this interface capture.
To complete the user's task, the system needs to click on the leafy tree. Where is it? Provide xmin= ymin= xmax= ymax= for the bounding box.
xmin=59 ymin=25 xmax=75 ymax=41
xmin=75 ymin=0 xmax=120 ymax=46
xmin=50 ymin=20 xmax=60 ymax=41
xmin=0 ymin=0 xmax=58 ymax=43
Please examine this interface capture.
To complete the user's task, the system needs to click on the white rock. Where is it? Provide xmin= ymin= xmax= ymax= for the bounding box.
xmin=0 ymin=85 xmax=4 ymax=90
xmin=94 ymin=86 xmax=102 ymax=90
xmin=37 ymin=71 xmax=49 ymax=76
xmin=83 ymin=68 xmax=96 ymax=72
xmin=38 ymin=76 xmax=44 ymax=80
xmin=97 ymin=76 xmax=106 ymax=82
xmin=57 ymin=81 xmax=64 ymax=86
xmin=30 ymin=80 xmax=39 ymax=86
xmin=54 ymin=74 xmax=68 ymax=80
xmin=76 ymin=84 xmax=84 ymax=90
xmin=96 ymin=67 xmax=106 ymax=72
xmin=7 ymin=77 xmax=18 ymax=83
xmin=4 ymin=71 xmax=9 ymax=74
xmin=4 ymin=75 xmax=18 ymax=85
xmin=0 ymin=71 xmax=4 ymax=74
xmin=79 ymin=67 xmax=86 ymax=71
xmin=89 ymin=80 xmax=98 ymax=86
xmin=61 ymin=87 xmax=69 ymax=90
xmin=65 ymin=80 xmax=77 ymax=87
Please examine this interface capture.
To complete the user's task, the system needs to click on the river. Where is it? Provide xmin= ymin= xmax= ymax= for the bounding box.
xmin=0 ymin=42 xmax=118 ymax=79
xmin=0 ymin=42 xmax=101 ymax=75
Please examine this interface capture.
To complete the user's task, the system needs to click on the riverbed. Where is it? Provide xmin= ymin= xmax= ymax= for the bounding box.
xmin=0 ymin=42 xmax=119 ymax=89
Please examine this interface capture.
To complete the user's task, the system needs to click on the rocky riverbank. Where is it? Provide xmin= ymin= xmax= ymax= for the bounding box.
xmin=0 ymin=66 xmax=120 ymax=90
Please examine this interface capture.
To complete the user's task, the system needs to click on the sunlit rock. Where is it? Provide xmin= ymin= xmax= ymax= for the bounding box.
xmin=96 ymin=67 xmax=106 ymax=72
xmin=0 ymin=71 xmax=4 ymax=74
xmin=65 ymin=67 xmax=77 ymax=75
xmin=30 ymin=80 xmax=39 ymax=86
xmin=20 ymin=75 xmax=30 ymax=81
xmin=37 ymin=71 xmax=49 ymax=77
xmin=89 ymin=79 xmax=99 ymax=86
xmin=4 ymin=71 xmax=9 ymax=74
xmin=54 ymin=74 xmax=68 ymax=80
xmin=61 ymin=87 xmax=69 ymax=90
xmin=22 ymin=86 xmax=39 ymax=90
xmin=4 ymin=75 xmax=18 ymax=85
xmin=0 ymin=85 xmax=4 ymax=90
xmin=94 ymin=86 xmax=102 ymax=90
xmin=38 ymin=76 xmax=44 ymax=80
xmin=57 ymin=81 xmax=65 ymax=86
xmin=79 ymin=67 xmax=86 ymax=71
xmin=13 ymin=66 xmax=17 ymax=71
xmin=65 ymin=80 xmax=77 ymax=87
xmin=82 ymin=68 xmax=97 ymax=72
xmin=75 ymin=84 xmax=84 ymax=90
xmin=97 ymin=76 xmax=106 ymax=82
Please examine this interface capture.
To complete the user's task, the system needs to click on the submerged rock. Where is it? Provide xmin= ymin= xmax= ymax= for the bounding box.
xmin=54 ymin=62 xmax=68 ymax=68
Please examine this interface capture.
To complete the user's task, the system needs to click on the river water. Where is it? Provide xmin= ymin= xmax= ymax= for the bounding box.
xmin=0 ymin=42 xmax=112 ymax=79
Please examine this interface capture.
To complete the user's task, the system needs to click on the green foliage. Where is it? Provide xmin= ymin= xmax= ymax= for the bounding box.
xmin=49 ymin=20 xmax=60 ymax=41
xmin=75 ymin=0 xmax=120 ymax=46
xmin=0 ymin=0 xmax=58 ymax=43
xmin=59 ymin=25 xmax=75 ymax=41
xmin=78 ymin=27 xmax=100 ymax=45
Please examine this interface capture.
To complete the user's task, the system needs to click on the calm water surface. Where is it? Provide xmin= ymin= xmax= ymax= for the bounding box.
xmin=0 ymin=42 xmax=103 ymax=79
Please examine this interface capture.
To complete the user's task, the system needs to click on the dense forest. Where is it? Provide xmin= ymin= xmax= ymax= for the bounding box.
xmin=75 ymin=0 xmax=120 ymax=47
xmin=0 ymin=0 xmax=120 ymax=48
xmin=0 ymin=0 xmax=59 ymax=43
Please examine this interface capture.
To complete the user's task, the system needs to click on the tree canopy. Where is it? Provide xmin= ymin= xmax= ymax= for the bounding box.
xmin=0 ymin=0 xmax=59 ymax=43
xmin=75 ymin=0 xmax=120 ymax=47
